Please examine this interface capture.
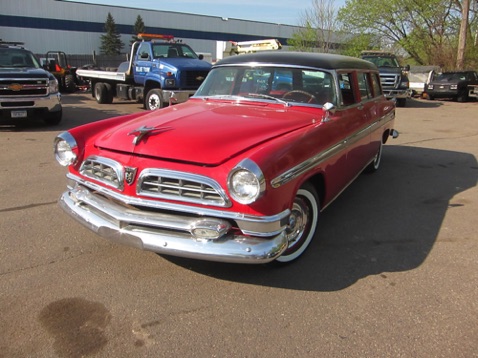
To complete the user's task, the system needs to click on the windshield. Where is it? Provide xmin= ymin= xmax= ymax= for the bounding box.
xmin=0 ymin=48 xmax=41 ymax=68
xmin=435 ymin=73 xmax=469 ymax=82
xmin=152 ymin=44 xmax=199 ymax=59
xmin=195 ymin=66 xmax=336 ymax=105
xmin=362 ymin=56 xmax=400 ymax=68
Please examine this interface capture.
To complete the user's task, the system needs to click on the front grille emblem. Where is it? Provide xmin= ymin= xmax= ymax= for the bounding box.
xmin=9 ymin=83 xmax=23 ymax=91
xmin=124 ymin=167 xmax=137 ymax=185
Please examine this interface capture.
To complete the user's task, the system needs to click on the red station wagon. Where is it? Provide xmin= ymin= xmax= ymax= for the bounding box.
xmin=54 ymin=52 xmax=398 ymax=264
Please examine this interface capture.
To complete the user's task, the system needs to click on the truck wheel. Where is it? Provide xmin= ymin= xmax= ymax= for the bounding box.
xmin=396 ymin=98 xmax=406 ymax=107
xmin=64 ymin=75 xmax=76 ymax=93
xmin=145 ymin=89 xmax=164 ymax=110
xmin=94 ymin=83 xmax=113 ymax=104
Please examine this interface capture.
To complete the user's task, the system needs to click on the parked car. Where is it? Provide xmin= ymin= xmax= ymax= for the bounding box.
xmin=426 ymin=70 xmax=478 ymax=102
xmin=54 ymin=52 xmax=398 ymax=264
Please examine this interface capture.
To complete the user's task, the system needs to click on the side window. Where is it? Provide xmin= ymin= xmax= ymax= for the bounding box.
xmin=357 ymin=72 xmax=372 ymax=101
xmin=138 ymin=43 xmax=151 ymax=59
xmin=371 ymin=73 xmax=382 ymax=97
xmin=338 ymin=73 xmax=356 ymax=106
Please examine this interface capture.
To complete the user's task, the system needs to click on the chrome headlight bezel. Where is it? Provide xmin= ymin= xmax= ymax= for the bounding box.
xmin=49 ymin=77 xmax=59 ymax=94
xmin=227 ymin=159 xmax=266 ymax=205
xmin=54 ymin=132 xmax=78 ymax=166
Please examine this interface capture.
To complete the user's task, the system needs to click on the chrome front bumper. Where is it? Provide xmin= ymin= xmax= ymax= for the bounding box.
xmin=0 ymin=92 xmax=61 ymax=111
xmin=59 ymin=185 xmax=289 ymax=264
xmin=383 ymin=89 xmax=411 ymax=99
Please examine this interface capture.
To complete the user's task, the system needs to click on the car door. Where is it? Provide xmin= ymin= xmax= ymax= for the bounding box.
xmin=338 ymin=71 xmax=374 ymax=179
xmin=133 ymin=42 xmax=152 ymax=86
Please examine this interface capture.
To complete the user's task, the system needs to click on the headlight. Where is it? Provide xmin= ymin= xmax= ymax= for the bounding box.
xmin=54 ymin=132 xmax=78 ymax=166
xmin=450 ymin=84 xmax=457 ymax=90
xmin=428 ymin=84 xmax=434 ymax=90
xmin=227 ymin=159 xmax=265 ymax=204
xmin=49 ymin=77 xmax=59 ymax=94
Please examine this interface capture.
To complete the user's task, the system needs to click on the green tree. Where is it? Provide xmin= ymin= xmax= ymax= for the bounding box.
xmin=337 ymin=0 xmax=476 ymax=69
xmin=131 ymin=15 xmax=146 ymax=45
xmin=100 ymin=12 xmax=124 ymax=55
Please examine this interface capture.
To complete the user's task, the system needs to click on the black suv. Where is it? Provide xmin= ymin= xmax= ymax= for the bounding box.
xmin=0 ymin=41 xmax=62 ymax=125
xmin=426 ymin=71 xmax=478 ymax=102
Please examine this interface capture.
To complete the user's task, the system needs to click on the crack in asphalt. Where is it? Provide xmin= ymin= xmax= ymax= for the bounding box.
xmin=0 ymin=200 xmax=57 ymax=213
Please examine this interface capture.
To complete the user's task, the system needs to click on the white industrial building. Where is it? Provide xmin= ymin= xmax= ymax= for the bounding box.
xmin=1 ymin=0 xmax=305 ymax=62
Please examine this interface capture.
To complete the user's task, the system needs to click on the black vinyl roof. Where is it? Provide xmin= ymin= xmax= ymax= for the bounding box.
xmin=215 ymin=51 xmax=378 ymax=71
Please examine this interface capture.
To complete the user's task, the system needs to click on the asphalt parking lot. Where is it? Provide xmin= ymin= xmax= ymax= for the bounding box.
xmin=1 ymin=93 xmax=477 ymax=358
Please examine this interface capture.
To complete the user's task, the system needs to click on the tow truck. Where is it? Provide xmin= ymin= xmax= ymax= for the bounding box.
xmin=76 ymin=34 xmax=211 ymax=110
xmin=223 ymin=39 xmax=282 ymax=57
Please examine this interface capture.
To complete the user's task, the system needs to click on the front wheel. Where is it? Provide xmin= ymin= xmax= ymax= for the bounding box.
xmin=276 ymin=183 xmax=320 ymax=263
xmin=145 ymin=89 xmax=164 ymax=110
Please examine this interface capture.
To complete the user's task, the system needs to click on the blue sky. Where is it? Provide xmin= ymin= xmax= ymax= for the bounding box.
xmin=65 ymin=0 xmax=347 ymax=26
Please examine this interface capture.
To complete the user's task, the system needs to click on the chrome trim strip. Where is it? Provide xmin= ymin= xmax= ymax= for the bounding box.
xmin=271 ymin=112 xmax=393 ymax=188
xmin=271 ymin=140 xmax=345 ymax=188
xmin=67 ymin=173 xmax=290 ymax=236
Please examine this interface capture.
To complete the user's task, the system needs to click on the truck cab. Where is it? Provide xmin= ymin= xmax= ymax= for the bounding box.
xmin=361 ymin=51 xmax=410 ymax=107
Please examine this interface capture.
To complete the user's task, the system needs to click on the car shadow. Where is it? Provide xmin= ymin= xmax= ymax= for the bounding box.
xmin=163 ymin=145 xmax=478 ymax=291
xmin=405 ymin=98 xmax=443 ymax=108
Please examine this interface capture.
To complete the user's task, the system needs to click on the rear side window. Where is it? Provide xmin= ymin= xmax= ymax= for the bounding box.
xmin=357 ymin=72 xmax=372 ymax=100
xmin=371 ymin=73 xmax=382 ymax=97
xmin=338 ymin=73 xmax=356 ymax=106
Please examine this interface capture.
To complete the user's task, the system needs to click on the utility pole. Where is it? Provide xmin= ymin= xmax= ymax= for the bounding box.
xmin=456 ymin=0 xmax=470 ymax=69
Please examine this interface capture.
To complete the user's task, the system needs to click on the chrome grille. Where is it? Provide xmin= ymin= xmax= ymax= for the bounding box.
xmin=138 ymin=169 xmax=230 ymax=207
xmin=0 ymin=79 xmax=49 ymax=96
xmin=379 ymin=74 xmax=399 ymax=90
xmin=80 ymin=156 xmax=123 ymax=190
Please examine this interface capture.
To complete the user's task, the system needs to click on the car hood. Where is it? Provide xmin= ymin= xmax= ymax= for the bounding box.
xmin=95 ymin=100 xmax=316 ymax=166
xmin=0 ymin=67 xmax=51 ymax=78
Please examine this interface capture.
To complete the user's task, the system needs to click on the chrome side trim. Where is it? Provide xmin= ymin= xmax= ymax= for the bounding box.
xmin=67 ymin=174 xmax=290 ymax=236
xmin=271 ymin=140 xmax=345 ymax=188
xmin=271 ymin=111 xmax=394 ymax=188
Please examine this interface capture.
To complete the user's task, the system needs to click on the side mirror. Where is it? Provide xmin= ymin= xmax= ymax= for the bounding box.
xmin=198 ymin=54 xmax=204 ymax=60
xmin=322 ymin=102 xmax=336 ymax=122
xmin=404 ymin=64 xmax=410 ymax=71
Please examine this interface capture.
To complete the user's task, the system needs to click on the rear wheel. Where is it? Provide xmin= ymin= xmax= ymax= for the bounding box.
xmin=365 ymin=141 xmax=383 ymax=173
xmin=94 ymin=82 xmax=113 ymax=104
xmin=276 ymin=182 xmax=320 ymax=263
xmin=145 ymin=89 xmax=164 ymax=110
xmin=64 ymin=74 xmax=76 ymax=93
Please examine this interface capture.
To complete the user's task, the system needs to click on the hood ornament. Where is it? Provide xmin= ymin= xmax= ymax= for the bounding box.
xmin=128 ymin=125 xmax=173 ymax=145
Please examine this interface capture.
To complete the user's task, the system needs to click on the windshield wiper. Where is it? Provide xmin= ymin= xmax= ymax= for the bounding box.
xmin=245 ymin=93 xmax=290 ymax=106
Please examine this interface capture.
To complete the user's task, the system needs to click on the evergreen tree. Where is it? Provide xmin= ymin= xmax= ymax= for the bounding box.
xmin=100 ymin=12 xmax=124 ymax=55
xmin=131 ymin=15 xmax=146 ymax=44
